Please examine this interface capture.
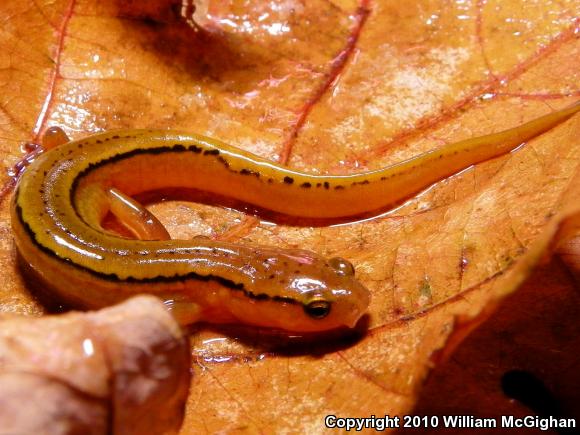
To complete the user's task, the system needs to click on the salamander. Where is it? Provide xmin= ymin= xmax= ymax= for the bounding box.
xmin=11 ymin=102 xmax=579 ymax=331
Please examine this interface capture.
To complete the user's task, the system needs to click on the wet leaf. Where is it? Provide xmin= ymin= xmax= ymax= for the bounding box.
xmin=0 ymin=0 xmax=578 ymax=432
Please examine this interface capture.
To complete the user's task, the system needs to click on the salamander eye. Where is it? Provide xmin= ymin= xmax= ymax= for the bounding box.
xmin=328 ymin=257 xmax=355 ymax=276
xmin=304 ymin=299 xmax=331 ymax=319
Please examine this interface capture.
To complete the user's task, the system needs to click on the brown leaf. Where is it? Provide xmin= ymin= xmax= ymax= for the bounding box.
xmin=400 ymin=258 xmax=580 ymax=435
xmin=0 ymin=0 xmax=578 ymax=432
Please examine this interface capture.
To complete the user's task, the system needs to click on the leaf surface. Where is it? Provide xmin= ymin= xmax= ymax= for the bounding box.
xmin=0 ymin=0 xmax=579 ymax=432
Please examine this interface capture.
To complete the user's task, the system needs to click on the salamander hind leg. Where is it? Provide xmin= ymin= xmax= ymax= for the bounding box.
xmin=42 ymin=127 xmax=70 ymax=150
xmin=107 ymin=188 xmax=171 ymax=241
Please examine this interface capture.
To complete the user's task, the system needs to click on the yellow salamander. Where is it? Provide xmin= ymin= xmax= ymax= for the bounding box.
xmin=11 ymin=102 xmax=579 ymax=332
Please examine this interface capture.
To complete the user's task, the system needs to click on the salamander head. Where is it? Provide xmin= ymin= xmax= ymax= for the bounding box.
xmin=225 ymin=248 xmax=370 ymax=333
